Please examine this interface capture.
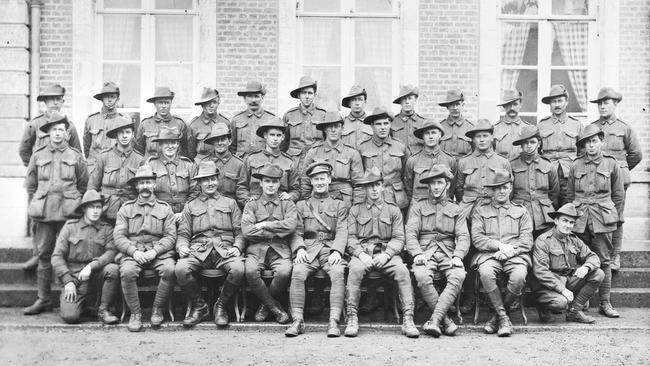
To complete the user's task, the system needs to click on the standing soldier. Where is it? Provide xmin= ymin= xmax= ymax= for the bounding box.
xmin=406 ymin=165 xmax=469 ymax=337
xmin=300 ymin=112 xmax=364 ymax=207
xmin=230 ymin=81 xmax=276 ymax=158
xmin=510 ymin=125 xmax=560 ymax=238
xmin=391 ymin=85 xmax=426 ymax=155
xmin=340 ymin=85 xmax=373 ymax=149
xmin=532 ymin=203 xmax=604 ymax=324
xmin=567 ymin=125 xmax=625 ymax=318
xmin=285 ymin=161 xmax=348 ymax=337
xmin=494 ymin=89 xmax=534 ymax=160
xmin=437 ymin=89 xmax=475 ymax=160
xmin=199 ymin=123 xmax=246 ymax=202
xmin=114 ymin=165 xmax=177 ymax=332
xmin=344 ymin=169 xmax=419 ymax=338
xmin=135 ymin=86 xmax=191 ymax=160
xmin=51 ymin=190 xmax=120 ymax=324
xmin=404 ymin=120 xmax=457 ymax=202
xmin=188 ymin=87 xmax=230 ymax=162
xmin=471 ymin=169 xmax=533 ymax=337
xmin=23 ymin=112 xmax=88 ymax=315
xmin=241 ymin=164 xmax=297 ymax=324
xmin=589 ymin=87 xmax=643 ymax=270
xmin=358 ymin=107 xmax=410 ymax=211
xmin=88 ymin=116 xmax=143 ymax=225
xmin=84 ymin=82 xmax=126 ymax=170
xmin=175 ymin=161 xmax=245 ymax=327
xmin=237 ymin=118 xmax=300 ymax=205
xmin=538 ymin=84 xmax=583 ymax=206
xmin=283 ymin=76 xmax=327 ymax=163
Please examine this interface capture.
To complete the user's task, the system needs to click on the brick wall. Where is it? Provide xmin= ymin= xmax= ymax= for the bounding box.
xmin=418 ymin=0 xmax=480 ymax=121
xmin=619 ymin=0 xmax=650 ymax=174
xmin=214 ymin=0 xmax=279 ymax=118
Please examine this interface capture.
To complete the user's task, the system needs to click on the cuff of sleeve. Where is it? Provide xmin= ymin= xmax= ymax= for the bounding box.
xmin=127 ymin=246 xmax=137 ymax=256
xmin=554 ymin=284 xmax=566 ymax=293
xmin=384 ymin=248 xmax=396 ymax=258
xmin=353 ymin=248 xmax=363 ymax=257
xmin=62 ymin=273 xmax=77 ymax=286
xmin=88 ymin=260 xmax=100 ymax=272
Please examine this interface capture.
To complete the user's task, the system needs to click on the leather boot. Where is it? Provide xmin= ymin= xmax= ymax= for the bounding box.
xmin=21 ymin=256 xmax=39 ymax=272
xmin=483 ymin=313 xmax=498 ymax=334
xmin=284 ymin=318 xmax=305 ymax=337
xmin=485 ymin=289 xmax=511 ymax=336
xmin=128 ymin=312 xmax=144 ymax=332
xmin=611 ymin=253 xmax=621 ymax=272
xmin=327 ymin=318 xmax=341 ymax=337
xmin=567 ymin=307 xmax=596 ymax=323
xmin=442 ymin=314 xmax=458 ymax=336
xmin=599 ymin=301 xmax=620 ymax=318
xmin=537 ymin=306 xmax=555 ymax=323
xmin=401 ymin=313 xmax=420 ymax=338
xmin=214 ymin=281 xmax=239 ymax=326
xmin=344 ymin=315 xmax=359 ymax=337
xmin=269 ymin=301 xmax=290 ymax=324
xmin=184 ymin=301 xmax=209 ymax=328
xmin=23 ymin=299 xmax=52 ymax=315
xmin=150 ymin=307 xmax=164 ymax=327
xmin=98 ymin=308 xmax=119 ymax=325
xmin=497 ymin=312 xmax=513 ymax=337
xmin=502 ymin=289 xmax=519 ymax=314
xmin=254 ymin=304 xmax=269 ymax=322
xmin=422 ymin=312 xmax=443 ymax=337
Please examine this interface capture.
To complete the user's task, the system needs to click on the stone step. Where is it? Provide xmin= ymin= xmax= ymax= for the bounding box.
xmin=623 ymin=217 xmax=650 ymax=241
xmin=620 ymin=240 xmax=650 ymax=268
xmin=0 ymin=263 xmax=35 ymax=284
xmin=612 ymin=268 xmax=650 ymax=288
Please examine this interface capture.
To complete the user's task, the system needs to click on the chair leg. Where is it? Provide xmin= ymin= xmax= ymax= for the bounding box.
xmin=121 ymin=297 xmax=127 ymax=323
xmin=473 ymin=275 xmax=480 ymax=325
xmin=520 ymin=294 xmax=527 ymax=325
xmin=168 ymin=295 xmax=175 ymax=322
xmin=239 ymin=285 xmax=247 ymax=322
xmin=456 ymin=294 xmax=463 ymax=325
xmin=185 ymin=296 xmax=191 ymax=319
xmin=233 ymin=289 xmax=241 ymax=322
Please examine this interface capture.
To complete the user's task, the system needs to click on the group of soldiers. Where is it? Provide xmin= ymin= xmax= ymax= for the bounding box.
xmin=18 ymin=76 xmax=642 ymax=338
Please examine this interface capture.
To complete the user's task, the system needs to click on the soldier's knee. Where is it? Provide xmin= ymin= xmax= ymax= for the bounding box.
xmin=174 ymin=259 xmax=192 ymax=278
xmin=477 ymin=266 xmax=497 ymax=281
xmin=328 ymin=264 xmax=345 ymax=280
xmin=119 ymin=263 xmax=138 ymax=280
xmin=591 ymin=268 xmax=605 ymax=283
xmin=103 ymin=263 xmax=119 ymax=279
xmin=549 ymin=296 xmax=569 ymax=311
xmin=412 ymin=267 xmax=431 ymax=287
xmin=393 ymin=264 xmax=410 ymax=282
xmin=274 ymin=262 xmax=292 ymax=281
xmin=158 ymin=263 xmax=175 ymax=281
xmin=60 ymin=308 xmax=82 ymax=324
xmin=227 ymin=260 xmax=246 ymax=283
xmin=448 ymin=268 xmax=466 ymax=286
xmin=291 ymin=264 xmax=309 ymax=282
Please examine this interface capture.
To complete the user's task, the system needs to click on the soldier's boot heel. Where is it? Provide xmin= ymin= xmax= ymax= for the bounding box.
xmin=483 ymin=313 xmax=498 ymax=334
xmin=344 ymin=315 xmax=359 ymax=337
xmin=183 ymin=302 xmax=209 ymax=328
xmin=128 ymin=313 xmax=144 ymax=332
xmin=327 ymin=319 xmax=341 ymax=338
xmin=150 ymin=307 xmax=164 ymax=328
xmin=254 ymin=304 xmax=269 ymax=322
xmin=598 ymin=302 xmax=620 ymax=318
xmin=566 ymin=308 xmax=596 ymax=324
xmin=23 ymin=299 xmax=52 ymax=316
xmin=537 ymin=306 xmax=555 ymax=323
xmin=442 ymin=314 xmax=458 ymax=336
xmin=269 ymin=302 xmax=290 ymax=324
xmin=98 ymin=308 xmax=119 ymax=325
xmin=401 ymin=315 xmax=420 ymax=338
xmin=497 ymin=313 xmax=513 ymax=337
xmin=213 ymin=301 xmax=230 ymax=326
xmin=285 ymin=319 xmax=305 ymax=337
xmin=422 ymin=313 xmax=443 ymax=337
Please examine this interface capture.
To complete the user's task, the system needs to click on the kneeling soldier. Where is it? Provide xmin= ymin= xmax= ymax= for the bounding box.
xmin=114 ymin=165 xmax=177 ymax=332
xmin=285 ymin=161 xmax=348 ymax=337
xmin=176 ymin=161 xmax=245 ymax=327
xmin=471 ymin=169 xmax=533 ymax=337
xmin=406 ymin=165 xmax=469 ymax=337
xmin=345 ymin=169 xmax=419 ymax=338
xmin=533 ymin=203 xmax=604 ymax=323
xmin=51 ymin=190 xmax=119 ymax=324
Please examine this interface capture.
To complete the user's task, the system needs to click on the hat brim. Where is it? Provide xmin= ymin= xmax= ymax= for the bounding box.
xmin=74 ymin=197 xmax=105 ymax=215
xmin=576 ymin=131 xmax=604 ymax=147
xmin=237 ymin=90 xmax=266 ymax=97
xmin=465 ymin=127 xmax=494 ymax=138
xmin=316 ymin=120 xmax=343 ymax=131
xmin=151 ymin=136 xmax=181 ymax=143
xmin=93 ymin=91 xmax=120 ymax=101
xmin=127 ymin=174 xmax=157 ymax=186
xmin=438 ymin=97 xmax=463 ymax=107
xmin=541 ymin=93 xmax=568 ymax=105
xmin=497 ymin=97 xmax=522 ymax=107
xmin=363 ymin=113 xmax=393 ymax=125
xmin=146 ymin=96 xmax=174 ymax=103
xmin=37 ymin=93 xmax=65 ymax=102
xmin=290 ymin=84 xmax=317 ymax=99
xmin=483 ymin=179 xmax=511 ymax=188
xmin=589 ymin=96 xmax=622 ymax=104
xmin=392 ymin=92 xmax=418 ymax=104
xmin=512 ymin=133 xmax=540 ymax=146
xmin=341 ymin=91 xmax=367 ymax=108
xmin=252 ymin=172 xmax=282 ymax=180
xmin=194 ymin=95 xmax=218 ymax=105
xmin=354 ymin=177 xmax=383 ymax=187
xmin=548 ymin=211 xmax=580 ymax=220
xmin=192 ymin=172 xmax=220 ymax=181
xmin=39 ymin=120 xmax=70 ymax=133
xmin=204 ymin=133 xmax=232 ymax=144
xmin=105 ymin=124 xmax=135 ymax=139
xmin=256 ymin=126 xmax=285 ymax=138
xmin=419 ymin=172 xmax=453 ymax=184
xmin=414 ymin=126 xmax=444 ymax=139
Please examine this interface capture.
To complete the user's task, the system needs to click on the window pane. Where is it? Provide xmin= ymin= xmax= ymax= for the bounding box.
xmin=356 ymin=0 xmax=393 ymax=13
xmin=302 ymin=67 xmax=341 ymax=111
xmin=355 ymin=19 xmax=392 ymax=64
xmin=501 ymin=69 xmax=537 ymax=113
xmin=104 ymin=0 xmax=141 ymax=8
xmin=155 ymin=0 xmax=193 ymax=9
xmin=501 ymin=22 xmax=538 ymax=65
xmin=156 ymin=16 xmax=193 ymax=62
xmin=103 ymin=15 xmax=140 ymax=60
xmin=155 ymin=64 xmax=193 ymax=108
xmin=303 ymin=0 xmax=339 ymax=12
xmin=551 ymin=22 xmax=587 ymax=66
xmin=103 ymin=64 xmax=141 ymax=108
xmin=355 ymin=67 xmax=391 ymax=110
xmin=303 ymin=19 xmax=341 ymax=64
xmin=551 ymin=70 xmax=588 ymax=113
xmin=552 ymin=0 xmax=588 ymax=15
xmin=500 ymin=0 xmax=538 ymax=15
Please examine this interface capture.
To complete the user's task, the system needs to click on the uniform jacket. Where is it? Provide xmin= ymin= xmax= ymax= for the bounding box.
xmin=590 ymin=115 xmax=643 ymax=187
xmin=230 ymin=108 xmax=276 ymax=158
xmin=135 ymin=114 xmax=191 ymax=160
xmin=359 ymin=136 xmax=410 ymax=209
xmin=538 ymin=114 xmax=583 ymax=177
xmin=19 ymin=112 xmax=82 ymax=167
xmin=391 ymin=111 xmax=426 ymax=155
xmin=404 ymin=146 xmax=457 ymax=201
xmin=346 ymin=198 xmax=405 ymax=259
xmin=456 ymin=150 xmax=512 ymax=204
xmin=197 ymin=151 xmax=245 ymax=202
xmin=341 ymin=112 xmax=372 ymax=149
xmin=282 ymin=103 xmax=327 ymax=160
xmin=188 ymin=112 xmax=230 ymax=161
xmin=237 ymin=148 xmax=300 ymax=204
xmin=83 ymin=109 xmax=126 ymax=164
xmin=147 ymin=154 xmax=198 ymax=213
xmin=293 ymin=193 xmax=349 ymax=262
xmin=494 ymin=117 xmax=534 ymax=160
xmin=438 ymin=116 xmax=475 ymax=159
xmin=241 ymin=194 xmax=299 ymax=260
xmin=510 ymin=153 xmax=560 ymax=230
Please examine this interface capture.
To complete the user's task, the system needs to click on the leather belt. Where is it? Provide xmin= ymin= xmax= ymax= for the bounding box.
xmin=304 ymin=231 xmax=334 ymax=240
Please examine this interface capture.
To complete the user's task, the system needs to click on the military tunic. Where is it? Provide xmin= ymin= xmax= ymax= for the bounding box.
xmin=83 ymin=108 xmax=126 ymax=165
xmin=282 ymin=104 xmax=327 ymax=161
xmin=341 ymin=112 xmax=372 ymax=149
xmin=438 ymin=116 xmax=475 ymax=159
xmin=359 ymin=136 xmax=410 ymax=209
xmin=456 ymin=150 xmax=511 ymax=212
xmin=590 ymin=115 xmax=642 ymax=188
xmin=135 ymin=114 xmax=191 ymax=160
xmin=493 ymin=116 xmax=534 ymax=160
xmin=147 ymin=154 xmax=197 ymax=213
xmin=188 ymin=112 xmax=230 ymax=162
xmin=538 ymin=114 xmax=583 ymax=178
xmin=391 ymin=111 xmax=426 ymax=155
xmin=404 ymin=146 xmax=457 ymax=202
xmin=197 ymin=151 xmax=245 ymax=202
xmin=19 ymin=112 xmax=82 ymax=167
xmin=237 ymin=149 xmax=300 ymax=205
xmin=230 ymin=108 xmax=276 ymax=158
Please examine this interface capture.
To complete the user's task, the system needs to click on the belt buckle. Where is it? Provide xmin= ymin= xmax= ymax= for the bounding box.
xmin=318 ymin=232 xmax=325 ymax=241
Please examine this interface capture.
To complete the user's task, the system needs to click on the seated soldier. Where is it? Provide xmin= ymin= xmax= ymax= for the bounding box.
xmin=241 ymin=164 xmax=298 ymax=324
xmin=175 ymin=161 xmax=245 ymax=327
xmin=285 ymin=161 xmax=348 ymax=338
xmin=51 ymin=190 xmax=119 ymax=324
xmin=200 ymin=123 xmax=245 ymax=203
xmin=406 ymin=165 xmax=469 ymax=337
xmin=471 ymin=169 xmax=533 ymax=337
xmin=532 ymin=203 xmax=604 ymax=324
xmin=344 ymin=168 xmax=419 ymax=338
xmin=114 ymin=165 xmax=177 ymax=332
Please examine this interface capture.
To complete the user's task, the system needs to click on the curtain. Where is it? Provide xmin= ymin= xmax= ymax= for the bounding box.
xmin=552 ymin=22 xmax=588 ymax=111
xmin=103 ymin=15 xmax=141 ymax=107
xmin=500 ymin=22 xmax=532 ymax=89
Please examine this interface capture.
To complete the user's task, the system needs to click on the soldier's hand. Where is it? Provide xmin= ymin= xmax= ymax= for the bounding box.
xmin=561 ymin=289 xmax=574 ymax=303
xmin=172 ymin=212 xmax=183 ymax=224
xmin=178 ymin=247 xmax=191 ymax=258
xmin=493 ymin=251 xmax=507 ymax=261
xmin=279 ymin=192 xmax=291 ymax=201
xmin=246 ymin=197 xmax=257 ymax=203
xmin=358 ymin=253 xmax=374 ymax=269
xmin=133 ymin=250 xmax=149 ymax=264
xmin=77 ymin=265 xmax=92 ymax=281
xmin=451 ymin=256 xmax=464 ymax=268
xmin=145 ymin=249 xmax=157 ymax=261
xmin=226 ymin=247 xmax=241 ymax=258
xmin=413 ymin=254 xmax=426 ymax=266
xmin=294 ymin=248 xmax=309 ymax=264
xmin=328 ymin=251 xmax=342 ymax=266
xmin=254 ymin=222 xmax=267 ymax=231
xmin=574 ymin=266 xmax=589 ymax=279
xmin=498 ymin=243 xmax=515 ymax=257
xmin=64 ymin=282 xmax=77 ymax=303
xmin=372 ymin=253 xmax=390 ymax=268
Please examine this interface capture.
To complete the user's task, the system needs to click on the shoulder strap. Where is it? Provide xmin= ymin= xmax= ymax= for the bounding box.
xmin=306 ymin=200 xmax=332 ymax=232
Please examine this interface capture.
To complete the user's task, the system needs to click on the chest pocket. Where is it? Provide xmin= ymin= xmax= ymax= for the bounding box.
xmin=175 ymin=165 xmax=192 ymax=192
xmin=333 ymin=157 xmax=351 ymax=179
xmin=377 ymin=215 xmax=393 ymax=239
xmin=605 ymin=128 xmax=625 ymax=152
xmin=355 ymin=216 xmax=373 ymax=237
xmin=561 ymin=130 xmax=579 ymax=149
xmin=439 ymin=209 xmax=457 ymax=235
xmin=539 ymin=129 xmax=555 ymax=150
xmin=148 ymin=207 xmax=168 ymax=235
xmin=212 ymin=204 xmax=234 ymax=231
xmin=195 ymin=132 xmax=211 ymax=154
xmin=89 ymin=128 xmax=106 ymax=151
xmin=190 ymin=206 xmax=209 ymax=234
xmin=595 ymin=168 xmax=611 ymax=192
xmin=125 ymin=210 xmax=144 ymax=235
xmin=462 ymin=167 xmax=479 ymax=188
xmin=505 ymin=209 xmax=524 ymax=237
xmin=143 ymin=131 xmax=159 ymax=153
xmin=480 ymin=211 xmax=499 ymax=237
xmin=235 ymin=120 xmax=250 ymax=148
xmin=219 ymin=171 xmax=239 ymax=195
xmin=361 ymin=150 xmax=379 ymax=167
xmin=36 ymin=157 xmax=53 ymax=181
xmin=534 ymin=165 xmax=551 ymax=190
xmin=548 ymin=244 xmax=568 ymax=271
xmin=61 ymin=156 xmax=79 ymax=181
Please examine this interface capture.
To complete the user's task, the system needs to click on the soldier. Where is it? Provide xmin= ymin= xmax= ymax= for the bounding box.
xmin=300 ymin=112 xmax=364 ymax=207
xmin=114 ymin=164 xmax=177 ymax=332
xmin=88 ymin=116 xmax=143 ymax=225
xmin=51 ymin=190 xmax=119 ymax=324
xmin=230 ymin=81 xmax=276 ymax=158
xmin=358 ymin=107 xmax=410 ymax=211
xmin=404 ymin=120 xmax=457 ymax=202
xmin=237 ymin=118 xmax=300 ymax=205
xmin=84 ymin=82 xmax=127 ymax=170
xmin=494 ymin=89 xmax=535 ymax=160
xmin=285 ymin=161 xmax=348 ymax=337
xmin=510 ymin=125 xmax=560 ymax=238
xmin=23 ymin=112 xmax=88 ymax=315
xmin=589 ymin=87 xmax=643 ymax=270
xmin=437 ymin=89 xmax=475 ymax=160
xmin=567 ymin=124 xmax=625 ymax=318
xmin=532 ymin=203 xmax=604 ymax=324
xmin=188 ymin=87 xmax=230 ymax=162
xmin=406 ymin=165 xmax=469 ymax=337
xmin=200 ymin=123 xmax=246 ymax=202
xmin=538 ymin=84 xmax=583 ymax=206
xmin=391 ymin=85 xmax=426 ymax=155
xmin=135 ymin=86 xmax=191 ymax=160
xmin=340 ymin=85 xmax=373 ymax=149
xmin=282 ymin=76 xmax=327 ymax=162
xmin=147 ymin=127 xmax=197 ymax=218
xmin=344 ymin=169 xmax=419 ymax=338
xmin=241 ymin=164 xmax=297 ymax=324
xmin=175 ymin=161 xmax=245 ymax=327
xmin=471 ymin=169 xmax=533 ymax=337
